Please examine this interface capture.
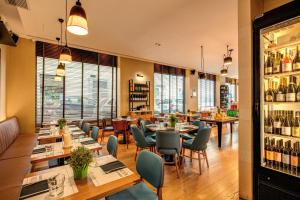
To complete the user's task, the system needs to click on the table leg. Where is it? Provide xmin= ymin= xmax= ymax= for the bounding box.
xmin=230 ymin=122 xmax=233 ymax=134
xmin=217 ymin=122 xmax=222 ymax=148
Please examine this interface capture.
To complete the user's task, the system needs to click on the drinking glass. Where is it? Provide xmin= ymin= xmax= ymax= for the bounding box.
xmin=45 ymin=145 xmax=54 ymax=156
xmin=47 ymin=173 xmax=65 ymax=199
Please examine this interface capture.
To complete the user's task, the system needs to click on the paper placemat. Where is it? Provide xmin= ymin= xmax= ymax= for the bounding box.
xmin=22 ymin=165 xmax=78 ymax=200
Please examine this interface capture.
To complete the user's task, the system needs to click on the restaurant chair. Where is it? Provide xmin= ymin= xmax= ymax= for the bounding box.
xmin=112 ymin=119 xmax=130 ymax=149
xmin=181 ymin=127 xmax=211 ymax=175
xmin=156 ymin=131 xmax=181 ymax=178
xmin=140 ymin=120 xmax=156 ymax=138
xmin=78 ymin=119 xmax=85 ymax=129
xmin=106 ymin=150 xmax=164 ymax=200
xmin=100 ymin=118 xmax=114 ymax=143
xmin=181 ymin=121 xmax=206 ymax=141
xmin=82 ymin=122 xmax=91 ymax=136
xmin=131 ymin=125 xmax=156 ymax=160
xmin=91 ymin=126 xmax=99 ymax=142
xmin=107 ymin=135 xmax=118 ymax=158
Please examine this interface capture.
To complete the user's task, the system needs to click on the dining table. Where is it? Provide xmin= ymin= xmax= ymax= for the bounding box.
xmin=145 ymin=124 xmax=199 ymax=133
xmin=31 ymin=137 xmax=102 ymax=166
xmin=22 ymin=155 xmax=140 ymax=200
xmin=112 ymin=118 xmax=137 ymax=144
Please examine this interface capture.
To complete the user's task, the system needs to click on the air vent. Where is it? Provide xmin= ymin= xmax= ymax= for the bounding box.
xmin=5 ymin=0 xmax=28 ymax=9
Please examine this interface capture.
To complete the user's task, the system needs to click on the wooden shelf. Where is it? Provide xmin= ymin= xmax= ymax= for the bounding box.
xmin=262 ymin=164 xmax=300 ymax=178
xmin=264 ymin=70 xmax=300 ymax=79
xmin=130 ymin=90 xmax=150 ymax=93
xmin=265 ymin=39 xmax=300 ymax=52
xmin=264 ymin=101 xmax=300 ymax=105
xmin=265 ymin=133 xmax=300 ymax=140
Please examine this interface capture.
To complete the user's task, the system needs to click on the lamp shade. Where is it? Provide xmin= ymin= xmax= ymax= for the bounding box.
xmin=67 ymin=1 xmax=88 ymax=35
xmin=223 ymin=56 xmax=232 ymax=66
xmin=220 ymin=68 xmax=228 ymax=76
xmin=56 ymin=63 xmax=65 ymax=76
xmin=54 ymin=75 xmax=62 ymax=81
xmin=59 ymin=46 xmax=72 ymax=64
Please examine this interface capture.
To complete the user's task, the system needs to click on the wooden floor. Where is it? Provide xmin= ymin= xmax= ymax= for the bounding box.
xmin=103 ymin=123 xmax=239 ymax=200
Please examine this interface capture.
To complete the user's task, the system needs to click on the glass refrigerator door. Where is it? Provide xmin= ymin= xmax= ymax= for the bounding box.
xmin=261 ymin=16 xmax=300 ymax=178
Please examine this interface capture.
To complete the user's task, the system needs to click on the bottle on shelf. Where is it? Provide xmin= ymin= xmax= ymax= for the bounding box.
xmin=265 ymin=80 xmax=274 ymax=102
xmin=273 ymin=52 xmax=282 ymax=74
xmin=297 ymin=78 xmax=300 ymax=102
xmin=264 ymin=52 xmax=273 ymax=75
xmin=264 ymin=137 xmax=270 ymax=165
xmin=293 ymin=46 xmax=300 ymax=71
xmin=281 ymin=111 xmax=291 ymax=136
xmin=292 ymin=111 xmax=300 ymax=138
xmin=282 ymin=140 xmax=292 ymax=173
xmin=286 ymin=76 xmax=297 ymax=102
xmin=282 ymin=48 xmax=292 ymax=72
xmin=276 ymin=78 xmax=286 ymax=102
xmin=266 ymin=138 xmax=275 ymax=168
xmin=274 ymin=139 xmax=283 ymax=170
xmin=273 ymin=110 xmax=282 ymax=135
xmin=264 ymin=110 xmax=273 ymax=134
xmin=291 ymin=141 xmax=299 ymax=176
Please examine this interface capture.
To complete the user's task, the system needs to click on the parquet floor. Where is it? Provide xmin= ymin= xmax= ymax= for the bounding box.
xmin=104 ymin=123 xmax=239 ymax=200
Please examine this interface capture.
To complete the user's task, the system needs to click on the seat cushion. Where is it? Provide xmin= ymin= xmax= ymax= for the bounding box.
xmin=158 ymin=148 xmax=177 ymax=155
xmin=181 ymin=133 xmax=194 ymax=140
xmin=0 ymin=134 xmax=37 ymax=160
xmin=145 ymin=136 xmax=156 ymax=146
xmin=182 ymin=139 xmax=194 ymax=149
xmin=0 ymin=117 xmax=20 ymax=155
xmin=106 ymin=182 xmax=157 ymax=200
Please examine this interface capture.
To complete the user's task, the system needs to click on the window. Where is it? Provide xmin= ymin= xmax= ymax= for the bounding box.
xmin=226 ymin=77 xmax=238 ymax=103
xmin=36 ymin=41 xmax=117 ymax=127
xmin=154 ymin=64 xmax=185 ymax=114
xmin=198 ymin=73 xmax=216 ymax=111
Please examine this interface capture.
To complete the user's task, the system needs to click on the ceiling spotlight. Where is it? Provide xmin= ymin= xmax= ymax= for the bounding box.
xmin=154 ymin=42 xmax=161 ymax=47
xmin=224 ymin=45 xmax=233 ymax=66
xmin=67 ymin=0 xmax=88 ymax=35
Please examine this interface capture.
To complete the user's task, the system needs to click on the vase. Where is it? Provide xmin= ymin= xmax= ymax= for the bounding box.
xmin=72 ymin=166 xmax=88 ymax=180
xmin=170 ymin=121 xmax=176 ymax=127
xmin=59 ymin=128 xmax=65 ymax=135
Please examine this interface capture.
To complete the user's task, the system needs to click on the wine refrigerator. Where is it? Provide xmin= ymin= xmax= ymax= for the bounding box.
xmin=253 ymin=1 xmax=300 ymax=200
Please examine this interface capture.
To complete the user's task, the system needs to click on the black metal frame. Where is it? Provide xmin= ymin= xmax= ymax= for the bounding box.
xmin=253 ymin=1 xmax=300 ymax=199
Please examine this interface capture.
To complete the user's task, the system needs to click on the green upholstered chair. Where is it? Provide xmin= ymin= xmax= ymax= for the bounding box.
xmin=140 ymin=120 xmax=156 ymax=138
xmin=156 ymin=131 xmax=181 ymax=178
xmin=131 ymin=125 xmax=156 ymax=160
xmin=181 ymin=127 xmax=211 ymax=175
xmin=107 ymin=135 xmax=118 ymax=158
xmin=82 ymin=122 xmax=91 ymax=135
xmin=181 ymin=120 xmax=205 ymax=140
xmin=106 ymin=151 xmax=164 ymax=200
xmin=91 ymin=126 xmax=99 ymax=141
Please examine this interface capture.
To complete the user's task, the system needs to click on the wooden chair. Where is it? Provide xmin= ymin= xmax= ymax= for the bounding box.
xmin=112 ymin=119 xmax=130 ymax=149
xmin=100 ymin=118 xmax=114 ymax=143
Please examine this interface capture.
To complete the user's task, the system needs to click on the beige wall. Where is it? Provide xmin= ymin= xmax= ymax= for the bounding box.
xmin=184 ymin=69 xmax=198 ymax=112
xmin=119 ymin=57 xmax=154 ymax=116
xmin=6 ymin=38 xmax=35 ymax=133
xmin=238 ymin=0 xmax=291 ymax=199
xmin=0 ymin=45 xmax=7 ymax=121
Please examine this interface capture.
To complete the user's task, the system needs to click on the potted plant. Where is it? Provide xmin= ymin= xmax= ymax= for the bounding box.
xmin=57 ymin=118 xmax=66 ymax=135
xmin=69 ymin=147 xmax=93 ymax=180
xmin=169 ymin=114 xmax=178 ymax=128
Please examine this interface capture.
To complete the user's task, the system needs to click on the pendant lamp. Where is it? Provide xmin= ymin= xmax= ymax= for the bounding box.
xmin=67 ymin=0 xmax=88 ymax=35
xmin=59 ymin=3 xmax=72 ymax=64
xmin=200 ymin=45 xmax=207 ymax=79
xmin=223 ymin=45 xmax=233 ymax=66
xmin=220 ymin=65 xmax=228 ymax=76
xmin=55 ymin=37 xmax=65 ymax=77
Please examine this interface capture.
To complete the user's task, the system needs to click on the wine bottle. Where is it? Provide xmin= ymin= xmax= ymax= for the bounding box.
xmin=273 ymin=52 xmax=282 ymax=73
xmin=286 ymin=76 xmax=297 ymax=102
xmin=282 ymin=48 xmax=292 ymax=72
xmin=264 ymin=111 xmax=273 ymax=134
xmin=266 ymin=138 xmax=275 ymax=168
xmin=273 ymin=110 xmax=282 ymax=135
xmin=291 ymin=141 xmax=299 ymax=176
xmin=265 ymin=80 xmax=274 ymax=102
xmin=282 ymin=111 xmax=290 ymax=136
xmin=264 ymin=137 xmax=269 ymax=164
xmin=276 ymin=78 xmax=286 ymax=102
xmin=282 ymin=140 xmax=292 ymax=173
xmin=292 ymin=111 xmax=300 ymax=138
xmin=274 ymin=139 xmax=282 ymax=170
xmin=293 ymin=46 xmax=300 ymax=71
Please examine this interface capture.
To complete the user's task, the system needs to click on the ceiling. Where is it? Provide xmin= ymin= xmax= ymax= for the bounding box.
xmin=0 ymin=0 xmax=238 ymax=77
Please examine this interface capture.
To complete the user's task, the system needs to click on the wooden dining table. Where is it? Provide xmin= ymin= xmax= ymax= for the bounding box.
xmin=145 ymin=124 xmax=199 ymax=133
xmin=23 ymin=155 xmax=140 ymax=200
xmin=197 ymin=117 xmax=239 ymax=148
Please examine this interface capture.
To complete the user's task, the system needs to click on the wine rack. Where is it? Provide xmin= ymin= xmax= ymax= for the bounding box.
xmin=128 ymin=79 xmax=150 ymax=112
xmin=220 ymin=84 xmax=229 ymax=109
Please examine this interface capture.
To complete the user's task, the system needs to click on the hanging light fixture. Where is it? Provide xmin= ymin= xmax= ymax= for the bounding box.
xmin=220 ymin=65 xmax=228 ymax=76
xmin=199 ymin=45 xmax=207 ymax=79
xmin=67 ymin=0 xmax=88 ymax=35
xmin=223 ymin=45 xmax=233 ymax=66
xmin=55 ymin=37 xmax=65 ymax=78
xmin=59 ymin=2 xmax=72 ymax=64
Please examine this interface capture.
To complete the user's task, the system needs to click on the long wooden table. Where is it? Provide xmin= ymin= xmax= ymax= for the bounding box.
xmin=198 ymin=117 xmax=239 ymax=148
xmin=146 ymin=124 xmax=199 ymax=133
xmin=31 ymin=137 xmax=102 ymax=165
xmin=24 ymin=156 xmax=140 ymax=200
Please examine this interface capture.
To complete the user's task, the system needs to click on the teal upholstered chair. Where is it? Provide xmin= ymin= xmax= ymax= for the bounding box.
xmin=78 ymin=119 xmax=85 ymax=129
xmin=82 ymin=122 xmax=91 ymax=135
xmin=131 ymin=125 xmax=156 ymax=160
xmin=181 ymin=121 xmax=206 ymax=140
xmin=140 ymin=120 xmax=156 ymax=138
xmin=181 ymin=127 xmax=211 ymax=175
xmin=106 ymin=151 xmax=164 ymax=200
xmin=156 ymin=131 xmax=181 ymax=178
xmin=107 ymin=135 xmax=118 ymax=158
xmin=91 ymin=126 xmax=99 ymax=141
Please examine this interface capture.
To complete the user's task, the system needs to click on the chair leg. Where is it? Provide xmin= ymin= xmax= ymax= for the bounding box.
xmin=197 ymin=151 xmax=201 ymax=175
xmin=175 ymin=154 xmax=180 ymax=178
xmin=204 ymin=150 xmax=209 ymax=168
xmin=126 ymin=132 xmax=129 ymax=149
xmin=190 ymin=150 xmax=193 ymax=163
xmin=135 ymin=146 xmax=139 ymax=161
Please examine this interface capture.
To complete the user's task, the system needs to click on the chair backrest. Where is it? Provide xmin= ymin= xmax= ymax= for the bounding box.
xmin=191 ymin=127 xmax=211 ymax=151
xmin=107 ymin=135 xmax=118 ymax=157
xmin=82 ymin=122 xmax=91 ymax=134
xmin=112 ymin=120 xmax=127 ymax=132
xmin=140 ymin=120 xmax=153 ymax=137
xmin=91 ymin=126 xmax=99 ymax=141
xmin=192 ymin=120 xmax=205 ymax=129
xmin=156 ymin=131 xmax=180 ymax=154
xmin=130 ymin=125 xmax=148 ymax=148
xmin=136 ymin=150 xmax=164 ymax=189
xmin=78 ymin=119 xmax=84 ymax=129
xmin=0 ymin=117 xmax=20 ymax=154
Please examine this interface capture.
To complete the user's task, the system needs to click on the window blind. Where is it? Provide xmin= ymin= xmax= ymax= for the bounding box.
xmin=198 ymin=73 xmax=216 ymax=110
